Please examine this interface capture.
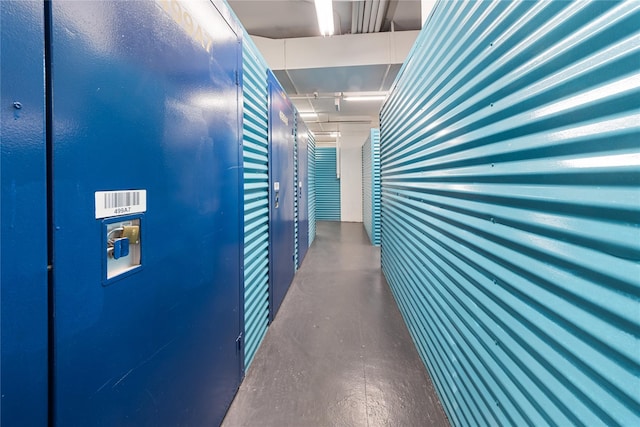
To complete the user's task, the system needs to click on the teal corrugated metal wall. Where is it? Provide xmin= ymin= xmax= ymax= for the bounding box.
xmin=362 ymin=137 xmax=373 ymax=242
xmin=380 ymin=1 xmax=640 ymax=426
xmin=294 ymin=114 xmax=299 ymax=270
xmin=316 ymin=147 xmax=341 ymax=221
xmin=308 ymin=133 xmax=317 ymax=243
xmin=372 ymin=130 xmax=381 ymax=244
xmin=362 ymin=129 xmax=381 ymax=245
xmin=241 ymin=35 xmax=270 ymax=371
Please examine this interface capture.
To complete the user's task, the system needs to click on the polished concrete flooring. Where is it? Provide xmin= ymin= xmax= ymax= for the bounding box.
xmin=222 ymin=221 xmax=449 ymax=427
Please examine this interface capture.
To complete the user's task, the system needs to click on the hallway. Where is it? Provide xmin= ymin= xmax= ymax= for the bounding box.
xmin=222 ymin=222 xmax=448 ymax=427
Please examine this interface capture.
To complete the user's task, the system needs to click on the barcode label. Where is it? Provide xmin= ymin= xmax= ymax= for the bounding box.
xmin=95 ymin=190 xmax=147 ymax=218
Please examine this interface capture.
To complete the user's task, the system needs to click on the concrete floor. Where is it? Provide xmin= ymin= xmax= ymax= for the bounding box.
xmin=222 ymin=221 xmax=449 ymax=427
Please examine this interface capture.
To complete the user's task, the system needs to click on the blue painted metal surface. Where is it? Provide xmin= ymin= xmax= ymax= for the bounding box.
xmin=362 ymin=128 xmax=381 ymax=246
xmin=296 ymin=117 xmax=310 ymax=266
xmin=268 ymin=71 xmax=295 ymax=321
xmin=294 ymin=114 xmax=299 ymax=271
xmin=315 ymin=147 xmax=341 ymax=221
xmin=241 ymin=31 xmax=270 ymax=371
xmin=0 ymin=2 xmax=48 ymax=425
xmin=49 ymin=1 xmax=243 ymax=424
xmin=308 ymin=132 xmax=317 ymax=244
xmin=380 ymin=1 xmax=640 ymax=426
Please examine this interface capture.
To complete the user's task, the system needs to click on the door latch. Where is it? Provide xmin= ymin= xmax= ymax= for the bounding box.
xmin=105 ymin=219 xmax=141 ymax=280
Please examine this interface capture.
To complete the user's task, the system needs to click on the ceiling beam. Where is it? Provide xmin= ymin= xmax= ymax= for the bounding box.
xmin=252 ymin=30 xmax=419 ymax=71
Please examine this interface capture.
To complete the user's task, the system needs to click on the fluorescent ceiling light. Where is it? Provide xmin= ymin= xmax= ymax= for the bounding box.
xmin=317 ymin=132 xmax=340 ymax=137
xmin=299 ymin=112 xmax=318 ymax=118
xmin=314 ymin=0 xmax=334 ymax=37
xmin=343 ymin=95 xmax=387 ymax=101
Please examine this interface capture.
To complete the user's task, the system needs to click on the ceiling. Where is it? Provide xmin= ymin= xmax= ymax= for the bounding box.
xmin=227 ymin=0 xmax=423 ymax=143
xmin=228 ymin=0 xmax=422 ymax=38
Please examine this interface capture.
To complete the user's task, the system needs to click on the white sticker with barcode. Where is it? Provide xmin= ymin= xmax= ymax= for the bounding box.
xmin=95 ymin=190 xmax=147 ymax=219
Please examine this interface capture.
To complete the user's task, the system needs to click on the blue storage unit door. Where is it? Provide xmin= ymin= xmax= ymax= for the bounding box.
xmin=49 ymin=1 xmax=244 ymax=425
xmin=268 ymin=71 xmax=295 ymax=321
xmin=380 ymin=1 xmax=640 ymax=426
xmin=294 ymin=115 xmax=299 ymax=270
xmin=315 ymin=147 xmax=341 ymax=221
xmin=308 ymin=132 xmax=317 ymax=244
xmin=241 ymin=34 xmax=270 ymax=371
xmin=362 ymin=128 xmax=381 ymax=246
xmin=0 ymin=2 xmax=48 ymax=425
xmin=296 ymin=118 xmax=310 ymax=266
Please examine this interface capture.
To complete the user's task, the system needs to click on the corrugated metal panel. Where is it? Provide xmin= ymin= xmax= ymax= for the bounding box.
xmin=242 ymin=35 xmax=269 ymax=371
xmin=372 ymin=130 xmax=381 ymax=244
xmin=316 ymin=147 xmax=341 ymax=221
xmin=294 ymin=114 xmax=299 ymax=270
xmin=297 ymin=119 xmax=310 ymax=263
xmin=308 ymin=132 xmax=317 ymax=243
xmin=362 ymin=128 xmax=381 ymax=245
xmin=380 ymin=2 xmax=640 ymax=426
xmin=362 ymin=136 xmax=372 ymax=241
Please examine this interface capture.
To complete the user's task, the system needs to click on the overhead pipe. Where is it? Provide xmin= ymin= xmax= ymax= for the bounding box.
xmin=362 ymin=0 xmax=373 ymax=33
xmin=374 ymin=0 xmax=388 ymax=32
xmin=351 ymin=1 xmax=358 ymax=34
xmin=356 ymin=1 xmax=364 ymax=34
xmin=344 ymin=0 xmax=387 ymax=34
xmin=369 ymin=0 xmax=380 ymax=33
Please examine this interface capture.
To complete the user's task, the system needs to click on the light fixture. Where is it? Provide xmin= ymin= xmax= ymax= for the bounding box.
xmin=343 ymin=95 xmax=387 ymax=102
xmin=299 ymin=112 xmax=318 ymax=119
xmin=314 ymin=0 xmax=334 ymax=37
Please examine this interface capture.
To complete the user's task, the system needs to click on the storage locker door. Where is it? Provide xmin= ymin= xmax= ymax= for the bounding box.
xmin=294 ymin=118 xmax=298 ymax=270
xmin=297 ymin=120 xmax=309 ymax=265
xmin=49 ymin=1 xmax=243 ymax=425
xmin=268 ymin=71 xmax=295 ymax=321
xmin=308 ymin=132 xmax=317 ymax=244
xmin=0 ymin=2 xmax=48 ymax=425
xmin=371 ymin=129 xmax=381 ymax=245
xmin=316 ymin=147 xmax=341 ymax=221
xmin=362 ymin=134 xmax=374 ymax=245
